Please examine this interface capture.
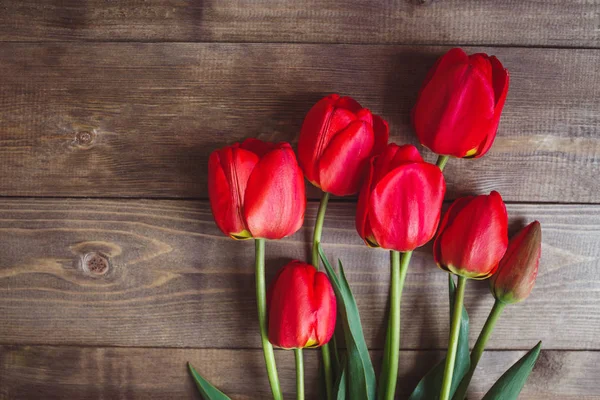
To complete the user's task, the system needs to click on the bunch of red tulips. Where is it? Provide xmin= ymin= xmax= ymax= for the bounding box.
xmin=192 ymin=48 xmax=543 ymax=400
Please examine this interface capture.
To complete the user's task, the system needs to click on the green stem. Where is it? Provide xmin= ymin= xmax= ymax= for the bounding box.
xmin=311 ymin=191 xmax=330 ymax=268
xmin=453 ymin=299 xmax=506 ymax=400
xmin=311 ymin=191 xmax=333 ymax=400
xmin=440 ymin=275 xmax=467 ymax=400
xmin=294 ymin=349 xmax=305 ymax=400
xmin=436 ymin=155 xmax=450 ymax=171
xmin=255 ymin=239 xmax=283 ymax=400
xmin=379 ymin=251 xmax=413 ymax=400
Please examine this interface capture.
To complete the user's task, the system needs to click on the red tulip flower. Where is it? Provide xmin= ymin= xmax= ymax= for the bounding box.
xmin=208 ymin=138 xmax=306 ymax=240
xmin=412 ymin=48 xmax=509 ymax=158
xmin=491 ymin=221 xmax=542 ymax=303
xmin=434 ymin=191 xmax=508 ymax=279
xmin=356 ymin=144 xmax=446 ymax=252
xmin=267 ymin=261 xmax=336 ymax=349
xmin=297 ymin=94 xmax=389 ymax=196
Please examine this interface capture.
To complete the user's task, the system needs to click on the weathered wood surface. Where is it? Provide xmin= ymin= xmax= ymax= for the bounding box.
xmin=1 ymin=1 xmax=599 ymax=48
xmin=1 ymin=345 xmax=598 ymax=400
xmin=0 ymin=44 xmax=599 ymax=202
xmin=0 ymin=199 xmax=597 ymax=350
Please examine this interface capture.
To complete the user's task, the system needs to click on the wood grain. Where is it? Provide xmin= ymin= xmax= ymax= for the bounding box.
xmin=1 ymin=345 xmax=598 ymax=400
xmin=0 ymin=199 xmax=597 ymax=350
xmin=0 ymin=1 xmax=599 ymax=48
xmin=0 ymin=44 xmax=599 ymax=202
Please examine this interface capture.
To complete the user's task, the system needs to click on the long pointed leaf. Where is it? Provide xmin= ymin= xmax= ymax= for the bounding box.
xmin=482 ymin=341 xmax=542 ymax=400
xmin=318 ymin=244 xmax=376 ymax=400
xmin=188 ymin=363 xmax=231 ymax=400
xmin=408 ymin=275 xmax=470 ymax=400
xmin=334 ymin=357 xmax=348 ymax=400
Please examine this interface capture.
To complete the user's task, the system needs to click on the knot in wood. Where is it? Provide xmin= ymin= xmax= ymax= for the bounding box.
xmin=74 ymin=131 xmax=95 ymax=147
xmin=82 ymin=252 xmax=110 ymax=276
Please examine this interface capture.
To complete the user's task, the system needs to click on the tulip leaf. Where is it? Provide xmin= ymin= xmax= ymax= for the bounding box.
xmin=482 ymin=341 xmax=542 ymax=400
xmin=318 ymin=244 xmax=376 ymax=400
xmin=188 ymin=363 xmax=231 ymax=400
xmin=408 ymin=275 xmax=470 ymax=400
xmin=334 ymin=356 xmax=348 ymax=400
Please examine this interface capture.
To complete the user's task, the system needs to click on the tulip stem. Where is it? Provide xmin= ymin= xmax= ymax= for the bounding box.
xmin=311 ymin=191 xmax=333 ymax=400
xmin=436 ymin=155 xmax=450 ymax=171
xmin=294 ymin=349 xmax=305 ymax=400
xmin=312 ymin=191 xmax=330 ymax=269
xmin=255 ymin=238 xmax=283 ymax=400
xmin=440 ymin=275 xmax=467 ymax=400
xmin=379 ymin=251 xmax=412 ymax=400
xmin=453 ymin=299 xmax=506 ymax=400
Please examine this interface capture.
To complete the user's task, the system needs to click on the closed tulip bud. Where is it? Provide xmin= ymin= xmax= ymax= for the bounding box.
xmin=298 ymin=94 xmax=389 ymax=196
xmin=434 ymin=191 xmax=508 ymax=279
xmin=412 ymin=48 xmax=509 ymax=158
xmin=356 ymin=144 xmax=446 ymax=252
xmin=208 ymin=138 xmax=306 ymax=240
xmin=491 ymin=221 xmax=542 ymax=304
xmin=267 ymin=261 xmax=336 ymax=349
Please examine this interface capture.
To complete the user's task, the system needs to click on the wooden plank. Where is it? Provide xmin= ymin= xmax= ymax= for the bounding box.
xmin=0 ymin=199 xmax=598 ymax=350
xmin=1 ymin=345 xmax=598 ymax=399
xmin=0 ymin=1 xmax=599 ymax=48
xmin=0 ymin=44 xmax=599 ymax=202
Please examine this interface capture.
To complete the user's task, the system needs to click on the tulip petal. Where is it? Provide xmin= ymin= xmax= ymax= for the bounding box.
xmin=420 ymin=48 xmax=469 ymax=95
xmin=356 ymin=156 xmax=379 ymax=246
xmin=336 ymin=95 xmax=363 ymax=113
xmin=244 ymin=145 xmax=306 ymax=239
xmin=313 ymin=271 xmax=337 ymax=345
xmin=298 ymin=95 xmax=356 ymax=186
xmin=318 ymin=120 xmax=375 ymax=196
xmin=468 ymin=53 xmax=493 ymax=83
xmin=240 ymin=137 xmax=281 ymax=157
xmin=369 ymin=163 xmax=445 ymax=252
xmin=372 ymin=144 xmax=424 ymax=185
xmin=413 ymin=53 xmax=497 ymax=158
xmin=208 ymin=147 xmax=259 ymax=239
xmin=474 ymin=56 xmax=510 ymax=158
xmin=490 ymin=56 xmax=510 ymax=107
xmin=267 ymin=262 xmax=315 ymax=349
xmin=433 ymin=196 xmax=474 ymax=271
xmin=372 ymin=114 xmax=390 ymax=156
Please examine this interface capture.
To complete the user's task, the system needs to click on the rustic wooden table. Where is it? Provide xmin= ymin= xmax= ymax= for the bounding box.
xmin=0 ymin=1 xmax=599 ymax=399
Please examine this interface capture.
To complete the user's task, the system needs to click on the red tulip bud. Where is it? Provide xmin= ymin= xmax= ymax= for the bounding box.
xmin=490 ymin=221 xmax=542 ymax=304
xmin=298 ymin=94 xmax=389 ymax=196
xmin=434 ymin=191 xmax=508 ymax=279
xmin=208 ymin=139 xmax=306 ymax=240
xmin=356 ymin=144 xmax=446 ymax=252
xmin=412 ymin=48 xmax=509 ymax=158
xmin=267 ymin=261 xmax=336 ymax=349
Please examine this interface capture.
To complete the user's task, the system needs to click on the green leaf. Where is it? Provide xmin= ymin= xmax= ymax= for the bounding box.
xmin=482 ymin=341 xmax=542 ymax=400
xmin=188 ymin=363 xmax=231 ymax=400
xmin=408 ymin=275 xmax=471 ymax=400
xmin=319 ymin=244 xmax=376 ymax=400
xmin=334 ymin=357 xmax=348 ymax=400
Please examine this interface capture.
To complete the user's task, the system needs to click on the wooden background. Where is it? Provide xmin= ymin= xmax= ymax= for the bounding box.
xmin=0 ymin=1 xmax=599 ymax=399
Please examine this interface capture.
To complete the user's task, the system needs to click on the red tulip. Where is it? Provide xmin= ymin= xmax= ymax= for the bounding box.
xmin=491 ymin=221 xmax=542 ymax=303
xmin=267 ymin=261 xmax=336 ymax=349
xmin=412 ymin=48 xmax=509 ymax=158
xmin=434 ymin=191 xmax=508 ymax=279
xmin=208 ymin=138 xmax=306 ymax=240
xmin=297 ymin=94 xmax=389 ymax=196
xmin=356 ymin=144 xmax=446 ymax=252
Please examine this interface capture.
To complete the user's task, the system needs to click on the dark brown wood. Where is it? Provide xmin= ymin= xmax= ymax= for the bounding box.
xmin=1 ymin=345 xmax=598 ymax=399
xmin=0 ymin=199 xmax=597 ymax=350
xmin=0 ymin=44 xmax=598 ymax=202
xmin=0 ymin=1 xmax=599 ymax=48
